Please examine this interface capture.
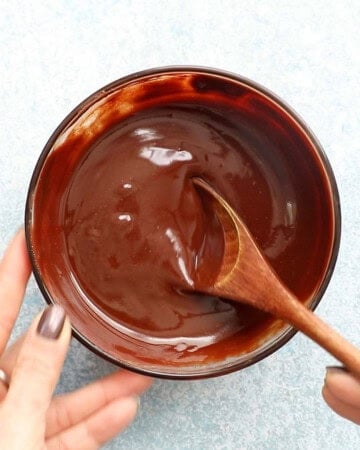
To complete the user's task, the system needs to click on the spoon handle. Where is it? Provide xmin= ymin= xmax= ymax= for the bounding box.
xmin=213 ymin=253 xmax=360 ymax=375
xmin=273 ymin=288 xmax=360 ymax=377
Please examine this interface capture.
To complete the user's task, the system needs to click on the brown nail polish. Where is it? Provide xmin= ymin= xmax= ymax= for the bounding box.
xmin=37 ymin=305 xmax=66 ymax=339
xmin=326 ymin=365 xmax=349 ymax=374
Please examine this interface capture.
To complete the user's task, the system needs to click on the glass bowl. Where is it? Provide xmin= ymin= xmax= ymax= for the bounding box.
xmin=25 ymin=67 xmax=341 ymax=379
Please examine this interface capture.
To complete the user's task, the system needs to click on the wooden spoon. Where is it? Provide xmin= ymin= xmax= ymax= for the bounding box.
xmin=193 ymin=177 xmax=360 ymax=376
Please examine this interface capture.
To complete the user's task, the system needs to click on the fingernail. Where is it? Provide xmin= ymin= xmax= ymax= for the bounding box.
xmin=326 ymin=365 xmax=349 ymax=374
xmin=37 ymin=305 xmax=66 ymax=340
xmin=136 ymin=396 xmax=141 ymax=410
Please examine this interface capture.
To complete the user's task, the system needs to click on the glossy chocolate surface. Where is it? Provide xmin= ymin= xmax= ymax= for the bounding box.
xmin=28 ymin=70 xmax=336 ymax=374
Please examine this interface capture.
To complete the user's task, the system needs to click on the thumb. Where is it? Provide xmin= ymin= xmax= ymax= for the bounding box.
xmin=3 ymin=305 xmax=71 ymax=434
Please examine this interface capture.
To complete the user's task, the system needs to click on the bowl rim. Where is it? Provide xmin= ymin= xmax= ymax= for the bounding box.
xmin=25 ymin=65 xmax=341 ymax=380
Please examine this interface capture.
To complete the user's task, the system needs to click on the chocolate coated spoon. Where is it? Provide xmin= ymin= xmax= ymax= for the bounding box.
xmin=193 ymin=177 xmax=360 ymax=376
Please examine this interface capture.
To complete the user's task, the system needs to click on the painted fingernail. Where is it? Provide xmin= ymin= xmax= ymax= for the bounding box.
xmin=326 ymin=366 xmax=349 ymax=374
xmin=37 ymin=305 xmax=66 ymax=340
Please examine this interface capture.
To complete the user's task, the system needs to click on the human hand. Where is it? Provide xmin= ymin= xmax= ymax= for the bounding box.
xmin=0 ymin=230 xmax=152 ymax=449
xmin=323 ymin=367 xmax=360 ymax=425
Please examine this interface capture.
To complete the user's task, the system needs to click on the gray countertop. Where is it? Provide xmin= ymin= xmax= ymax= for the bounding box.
xmin=1 ymin=1 xmax=359 ymax=449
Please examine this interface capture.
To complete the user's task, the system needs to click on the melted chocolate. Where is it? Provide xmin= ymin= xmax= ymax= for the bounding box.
xmin=29 ymin=71 xmax=335 ymax=371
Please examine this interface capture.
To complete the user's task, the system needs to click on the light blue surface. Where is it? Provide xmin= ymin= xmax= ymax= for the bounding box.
xmin=1 ymin=1 xmax=360 ymax=449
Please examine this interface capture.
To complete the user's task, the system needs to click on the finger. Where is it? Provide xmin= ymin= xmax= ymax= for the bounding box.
xmin=322 ymin=385 xmax=360 ymax=425
xmin=0 ymin=370 xmax=9 ymax=400
xmin=3 ymin=306 xmax=71 ymax=430
xmin=0 ymin=333 xmax=25 ymax=373
xmin=46 ymin=370 xmax=152 ymax=437
xmin=0 ymin=230 xmax=31 ymax=353
xmin=47 ymin=397 xmax=138 ymax=450
xmin=324 ymin=368 xmax=360 ymax=407
xmin=0 ymin=334 xmax=25 ymax=401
